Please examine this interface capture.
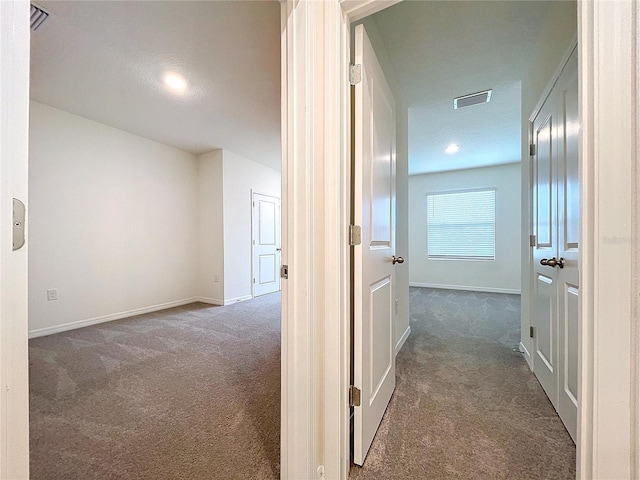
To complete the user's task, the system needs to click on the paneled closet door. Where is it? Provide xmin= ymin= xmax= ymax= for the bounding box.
xmin=531 ymin=47 xmax=579 ymax=442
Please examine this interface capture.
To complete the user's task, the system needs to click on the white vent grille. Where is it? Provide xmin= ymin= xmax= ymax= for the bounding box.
xmin=454 ymin=89 xmax=492 ymax=109
xmin=30 ymin=4 xmax=49 ymax=31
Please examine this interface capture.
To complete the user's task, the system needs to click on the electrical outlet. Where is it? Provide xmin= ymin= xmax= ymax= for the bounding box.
xmin=47 ymin=289 xmax=58 ymax=301
xmin=395 ymin=298 xmax=399 ymax=314
xmin=214 ymin=274 xmax=219 ymax=282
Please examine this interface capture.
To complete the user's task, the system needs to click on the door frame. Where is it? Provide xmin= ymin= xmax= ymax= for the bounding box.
xmin=250 ymin=190 xmax=281 ymax=298
xmin=281 ymin=1 xmax=640 ymax=479
xmin=0 ymin=1 xmax=30 ymax=478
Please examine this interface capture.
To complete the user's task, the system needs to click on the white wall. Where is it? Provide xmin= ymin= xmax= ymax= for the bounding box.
xmin=409 ymin=163 xmax=521 ymax=294
xmin=222 ymin=150 xmax=280 ymax=304
xmin=520 ymin=1 xmax=577 ymax=365
xmin=29 ymin=101 xmax=199 ymax=336
xmin=196 ymin=150 xmax=224 ymax=304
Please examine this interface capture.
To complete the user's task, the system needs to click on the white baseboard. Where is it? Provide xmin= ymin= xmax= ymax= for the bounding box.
xmin=519 ymin=341 xmax=533 ymax=370
xmin=28 ymin=297 xmax=200 ymax=339
xmin=196 ymin=297 xmax=224 ymax=306
xmin=395 ymin=326 xmax=411 ymax=356
xmin=223 ymin=294 xmax=253 ymax=306
xmin=409 ymin=282 xmax=521 ymax=295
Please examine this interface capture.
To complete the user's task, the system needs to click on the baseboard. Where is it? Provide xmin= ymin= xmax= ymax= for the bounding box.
xmin=409 ymin=282 xmax=521 ymax=295
xmin=395 ymin=326 xmax=411 ymax=356
xmin=28 ymin=297 xmax=200 ymax=339
xmin=519 ymin=342 xmax=533 ymax=370
xmin=223 ymin=294 xmax=253 ymax=306
xmin=196 ymin=297 xmax=224 ymax=306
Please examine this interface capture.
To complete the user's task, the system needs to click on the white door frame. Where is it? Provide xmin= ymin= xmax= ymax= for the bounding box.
xmin=0 ymin=1 xmax=30 ymax=478
xmin=281 ymin=1 xmax=640 ymax=479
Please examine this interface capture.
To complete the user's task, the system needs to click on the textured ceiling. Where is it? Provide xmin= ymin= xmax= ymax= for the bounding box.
xmin=369 ymin=1 xmax=555 ymax=175
xmin=30 ymin=1 xmax=281 ymax=170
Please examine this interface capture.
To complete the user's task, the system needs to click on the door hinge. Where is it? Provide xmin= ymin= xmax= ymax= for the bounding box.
xmin=349 ymin=386 xmax=361 ymax=407
xmin=349 ymin=225 xmax=362 ymax=246
xmin=530 ymin=326 xmax=535 ymax=338
xmin=349 ymin=64 xmax=362 ymax=85
xmin=529 ymin=144 xmax=536 ymax=156
xmin=530 ymin=234 xmax=537 ymax=247
xmin=280 ymin=264 xmax=289 ymax=279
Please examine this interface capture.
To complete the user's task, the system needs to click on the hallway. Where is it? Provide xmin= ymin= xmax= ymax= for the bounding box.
xmin=350 ymin=287 xmax=575 ymax=479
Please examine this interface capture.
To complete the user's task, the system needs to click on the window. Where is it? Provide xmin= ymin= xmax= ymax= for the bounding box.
xmin=426 ymin=189 xmax=496 ymax=260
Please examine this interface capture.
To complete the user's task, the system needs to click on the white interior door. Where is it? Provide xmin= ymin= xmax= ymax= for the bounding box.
xmin=353 ymin=24 xmax=397 ymax=466
xmin=531 ymin=48 xmax=579 ymax=441
xmin=555 ymin=50 xmax=579 ymax=442
xmin=252 ymin=192 xmax=281 ymax=297
xmin=532 ymin=95 xmax=559 ymax=408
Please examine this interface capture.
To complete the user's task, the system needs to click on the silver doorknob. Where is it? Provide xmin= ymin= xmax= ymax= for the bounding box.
xmin=540 ymin=257 xmax=564 ymax=268
xmin=392 ymin=256 xmax=405 ymax=265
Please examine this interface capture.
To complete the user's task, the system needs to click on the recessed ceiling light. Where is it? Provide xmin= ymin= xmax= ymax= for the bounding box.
xmin=163 ymin=72 xmax=188 ymax=95
xmin=445 ymin=144 xmax=459 ymax=154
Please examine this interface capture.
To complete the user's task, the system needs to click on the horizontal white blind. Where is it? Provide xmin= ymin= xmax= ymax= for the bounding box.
xmin=426 ymin=189 xmax=496 ymax=260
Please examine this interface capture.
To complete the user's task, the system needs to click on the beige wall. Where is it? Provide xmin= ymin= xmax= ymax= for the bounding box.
xmin=197 ymin=150 xmax=224 ymax=304
xmin=29 ymin=101 xmax=199 ymax=336
xmin=222 ymin=150 xmax=281 ymax=304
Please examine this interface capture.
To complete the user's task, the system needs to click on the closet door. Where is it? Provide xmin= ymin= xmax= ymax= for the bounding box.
xmin=556 ymin=51 xmax=579 ymax=442
xmin=530 ymin=47 xmax=579 ymax=442
xmin=532 ymin=94 xmax=559 ymax=409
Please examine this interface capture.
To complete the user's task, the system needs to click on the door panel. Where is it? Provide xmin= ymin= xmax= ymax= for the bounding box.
xmin=531 ymin=47 xmax=579 ymax=442
xmin=532 ymin=98 xmax=558 ymax=407
xmin=353 ymin=24 xmax=396 ymax=466
xmin=252 ymin=193 xmax=281 ymax=297
xmin=556 ymin=50 xmax=579 ymax=442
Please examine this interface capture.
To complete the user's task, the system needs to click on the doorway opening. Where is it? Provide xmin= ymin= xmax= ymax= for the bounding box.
xmin=27 ymin=1 xmax=283 ymax=478
xmin=348 ymin=1 xmax=579 ymax=477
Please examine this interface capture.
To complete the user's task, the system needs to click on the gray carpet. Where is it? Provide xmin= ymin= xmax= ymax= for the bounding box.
xmin=29 ymin=293 xmax=281 ymax=480
xmin=30 ymin=288 xmax=576 ymax=479
xmin=350 ymin=287 xmax=576 ymax=479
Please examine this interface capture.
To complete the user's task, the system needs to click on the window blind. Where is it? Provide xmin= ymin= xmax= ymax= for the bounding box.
xmin=426 ymin=189 xmax=496 ymax=260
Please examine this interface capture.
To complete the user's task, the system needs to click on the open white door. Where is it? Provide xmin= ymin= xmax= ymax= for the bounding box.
xmin=531 ymin=48 xmax=579 ymax=441
xmin=353 ymin=24 xmax=397 ymax=466
xmin=252 ymin=192 xmax=281 ymax=297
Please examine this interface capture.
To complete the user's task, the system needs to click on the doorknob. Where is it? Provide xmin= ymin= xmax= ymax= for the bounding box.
xmin=540 ymin=257 xmax=564 ymax=269
xmin=392 ymin=256 xmax=405 ymax=265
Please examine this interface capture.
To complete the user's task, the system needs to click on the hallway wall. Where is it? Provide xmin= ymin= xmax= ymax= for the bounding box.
xmin=409 ymin=163 xmax=521 ymax=294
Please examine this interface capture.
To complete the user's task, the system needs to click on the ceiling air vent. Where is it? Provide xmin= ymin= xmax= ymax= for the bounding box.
xmin=30 ymin=3 xmax=50 ymax=31
xmin=453 ymin=89 xmax=492 ymax=109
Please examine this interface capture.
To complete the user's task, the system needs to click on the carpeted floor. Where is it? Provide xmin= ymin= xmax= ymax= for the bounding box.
xmin=29 ymin=293 xmax=281 ymax=480
xmin=30 ymin=288 xmax=576 ymax=480
xmin=349 ymin=287 xmax=576 ymax=479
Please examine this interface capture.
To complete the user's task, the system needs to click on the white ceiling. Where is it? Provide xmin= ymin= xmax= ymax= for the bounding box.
xmin=30 ymin=1 xmax=281 ymax=170
xmin=369 ymin=1 xmax=554 ymax=175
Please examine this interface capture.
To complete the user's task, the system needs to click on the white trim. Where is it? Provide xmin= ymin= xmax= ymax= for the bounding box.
xmin=519 ymin=342 xmax=532 ymax=370
xmin=223 ymin=294 xmax=252 ymax=306
xmin=339 ymin=0 xmax=402 ymax=23
xmin=394 ymin=326 xmax=410 ymax=356
xmin=577 ymin=1 xmax=638 ymax=478
xmin=409 ymin=282 xmax=520 ymax=295
xmin=28 ymin=298 xmax=201 ymax=339
xmin=196 ymin=297 xmax=224 ymax=306
xmin=0 ymin=1 xmax=30 ymax=478
xmin=529 ymin=39 xmax=578 ymax=123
